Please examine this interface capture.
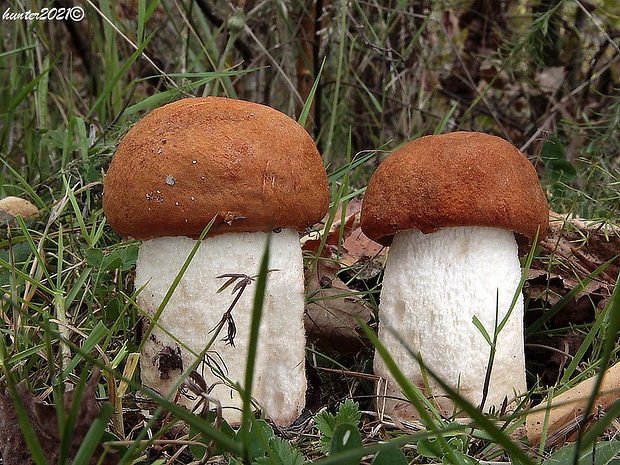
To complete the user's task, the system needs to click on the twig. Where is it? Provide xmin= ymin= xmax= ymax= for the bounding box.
xmin=212 ymin=273 xmax=256 ymax=346
xmin=211 ymin=270 xmax=278 ymax=346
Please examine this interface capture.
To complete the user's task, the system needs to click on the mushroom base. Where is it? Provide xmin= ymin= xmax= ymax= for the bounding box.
xmin=136 ymin=229 xmax=307 ymax=426
xmin=375 ymin=226 xmax=526 ymax=420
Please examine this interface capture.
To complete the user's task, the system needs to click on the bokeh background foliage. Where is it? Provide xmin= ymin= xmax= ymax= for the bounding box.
xmin=2 ymin=0 xmax=619 ymax=203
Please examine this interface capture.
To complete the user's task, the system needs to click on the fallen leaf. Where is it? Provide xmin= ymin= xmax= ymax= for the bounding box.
xmin=302 ymin=201 xmax=380 ymax=351
xmin=526 ymin=361 xmax=620 ymax=447
xmin=305 ymin=256 xmax=373 ymax=352
xmin=525 ymin=212 xmax=619 ymax=383
xmin=341 ymin=227 xmax=385 ymax=268
xmin=0 ymin=370 xmax=118 ymax=465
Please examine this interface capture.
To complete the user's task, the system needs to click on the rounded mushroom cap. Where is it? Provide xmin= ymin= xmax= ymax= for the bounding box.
xmin=360 ymin=132 xmax=549 ymax=247
xmin=103 ymin=97 xmax=329 ymax=240
xmin=0 ymin=196 xmax=39 ymax=223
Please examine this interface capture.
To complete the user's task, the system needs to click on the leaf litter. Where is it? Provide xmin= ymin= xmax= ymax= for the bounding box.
xmin=0 ymin=369 xmax=118 ymax=465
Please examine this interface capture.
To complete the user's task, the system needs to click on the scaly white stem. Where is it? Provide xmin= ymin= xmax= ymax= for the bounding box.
xmin=136 ymin=229 xmax=307 ymax=426
xmin=375 ymin=226 xmax=526 ymax=419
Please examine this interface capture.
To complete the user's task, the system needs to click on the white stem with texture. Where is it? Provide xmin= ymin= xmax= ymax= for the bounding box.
xmin=375 ymin=226 xmax=526 ymax=419
xmin=136 ymin=229 xmax=306 ymax=426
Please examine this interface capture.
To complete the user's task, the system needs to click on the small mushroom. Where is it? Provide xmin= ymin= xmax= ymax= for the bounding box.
xmin=103 ymin=97 xmax=329 ymax=425
xmin=0 ymin=196 xmax=39 ymax=225
xmin=360 ymin=132 xmax=549 ymax=419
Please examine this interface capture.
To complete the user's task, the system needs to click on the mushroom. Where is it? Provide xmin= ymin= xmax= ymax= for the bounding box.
xmin=0 ymin=196 xmax=39 ymax=224
xmin=360 ymin=131 xmax=549 ymax=419
xmin=103 ymin=97 xmax=329 ymax=426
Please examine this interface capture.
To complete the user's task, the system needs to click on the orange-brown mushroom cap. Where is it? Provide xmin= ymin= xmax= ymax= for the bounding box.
xmin=103 ymin=97 xmax=330 ymax=240
xmin=360 ymin=132 xmax=549 ymax=247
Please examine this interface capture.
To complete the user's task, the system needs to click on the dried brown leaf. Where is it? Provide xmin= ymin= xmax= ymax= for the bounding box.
xmin=305 ymin=258 xmax=372 ymax=352
xmin=341 ymin=226 xmax=385 ymax=268
xmin=525 ymin=212 xmax=619 ymax=382
xmin=0 ymin=370 xmax=118 ymax=465
xmin=526 ymin=362 xmax=620 ymax=447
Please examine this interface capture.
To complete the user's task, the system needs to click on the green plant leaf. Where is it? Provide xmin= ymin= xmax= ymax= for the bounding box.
xmin=417 ymin=437 xmax=443 ymax=459
xmin=540 ymin=136 xmax=577 ymax=182
xmin=540 ymin=136 xmax=564 ymax=161
xmin=329 ymin=423 xmax=363 ymax=465
xmin=255 ymin=437 xmax=305 ymax=465
xmin=335 ymin=399 xmax=361 ymax=426
xmin=0 ymin=241 xmax=33 ymax=286
xmin=234 ymin=419 xmax=275 ymax=463
xmin=371 ymin=444 xmax=408 ymax=465
xmin=548 ymin=158 xmax=578 ymax=182
xmin=543 ymin=441 xmax=620 ymax=465
xmin=315 ymin=409 xmax=337 ymax=452
xmin=188 ymin=412 xmax=235 ymax=460
xmin=84 ymin=248 xmax=104 ymax=268
xmin=315 ymin=408 xmax=336 ymax=434
xmin=315 ymin=399 xmax=361 ymax=453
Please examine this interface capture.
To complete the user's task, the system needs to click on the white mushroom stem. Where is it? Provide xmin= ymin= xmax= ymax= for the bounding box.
xmin=136 ymin=229 xmax=306 ymax=426
xmin=375 ymin=226 xmax=526 ymax=419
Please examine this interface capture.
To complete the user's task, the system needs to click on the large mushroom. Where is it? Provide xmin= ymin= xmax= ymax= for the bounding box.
xmin=103 ymin=97 xmax=329 ymax=426
xmin=360 ymin=132 xmax=549 ymax=419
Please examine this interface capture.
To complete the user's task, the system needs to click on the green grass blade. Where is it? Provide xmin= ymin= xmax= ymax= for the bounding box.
xmin=238 ymin=234 xmax=271 ymax=462
xmin=323 ymin=0 xmax=348 ymax=162
xmin=139 ymin=217 xmax=216 ymax=350
xmin=359 ymin=322 xmax=466 ymax=464
xmin=573 ymin=275 xmax=620 ymax=460
xmin=526 ymin=255 xmax=617 ymax=338
xmin=115 ymin=384 xmax=244 ymax=462
xmin=313 ymin=427 xmax=467 ymax=465
xmin=86 ymin=31 xmax=155 ymax=120
xmin=60 ymin=321 xmax=109 ymax=378
xmin=64 ymin=267 xmax=93 ymax=312
xmin=472 ymin=315 xmax=492 ymax=346
xmin=71 ymin=402 xmax=115 ymax=465
xmin=361 ymin=321 xmax=535 ymax=465
xmin=14 ymin=215 xmax=54 ymax=288
xmin=0 ymin=338 xmax=50 ymax=465
xmin=298 ymin=57 xmax=326 ymax=128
